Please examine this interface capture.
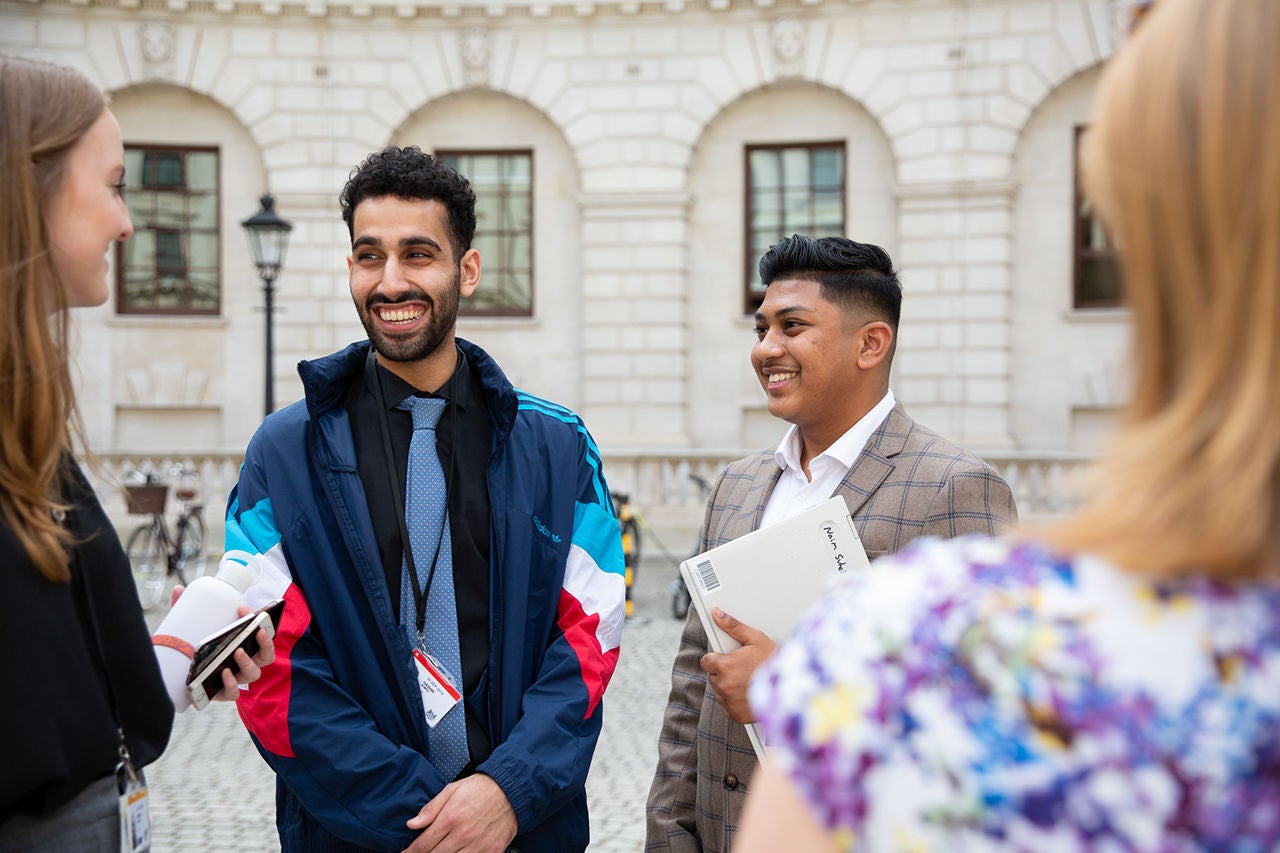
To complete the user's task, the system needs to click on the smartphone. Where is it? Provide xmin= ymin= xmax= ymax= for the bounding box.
xmin=185 ymin=599 xmax=285 ymax=710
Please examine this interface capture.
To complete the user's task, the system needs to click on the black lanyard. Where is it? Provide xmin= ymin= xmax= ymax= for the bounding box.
xmin=367 ymin=349 xmax=459 ymax=635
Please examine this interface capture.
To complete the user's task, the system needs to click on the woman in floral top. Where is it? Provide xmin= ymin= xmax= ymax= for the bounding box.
xmin=738 ymin=1 xmax=1280 ymax=850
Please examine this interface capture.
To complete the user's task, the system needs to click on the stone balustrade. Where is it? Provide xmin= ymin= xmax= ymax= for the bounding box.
xmin=86 ymin=447 xmax=1091 ymax=568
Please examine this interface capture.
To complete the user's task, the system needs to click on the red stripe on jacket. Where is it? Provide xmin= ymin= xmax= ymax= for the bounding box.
xmin=557 ymin=589 xmax=620 ymax=718
xmin=236 ymin=582 xmax=311 ymax=758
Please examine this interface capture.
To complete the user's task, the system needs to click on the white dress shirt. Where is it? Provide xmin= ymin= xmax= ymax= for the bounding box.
xmin=759 ymin=390 xmax=896 ymax=528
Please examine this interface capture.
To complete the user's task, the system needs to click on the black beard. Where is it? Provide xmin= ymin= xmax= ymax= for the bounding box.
xmin=357 ymin=272 xmax=460 ymax=364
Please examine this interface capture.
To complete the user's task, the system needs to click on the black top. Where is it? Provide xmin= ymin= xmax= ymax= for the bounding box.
xmin=1 ymin=459 xmax=174 ymax=819
xmin=346 ymin=350 xmax=494 ymax=772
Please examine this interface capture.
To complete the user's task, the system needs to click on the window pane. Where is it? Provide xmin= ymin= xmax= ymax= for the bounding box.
xmin=475 ymin=192 xmax=500 ymax=230
xmin=468 ymin=156 xmax=501 ymax=186
xmin=186 ymin=153 xmax=218 ymax=191
xmin=189 ymin=231 xmax=218 ymax=269
xmin=509 ymin=234 xmax=532 ymax=272
xmin=780 ymin=148 xmax=810 ymax=188
xmin=813 ymin=189 xmax=843 ymax=227
xmin=188 ymin=193 xmax=218 ymax=230
xmin=504 ymin=155 xmax=531 ymax=187
xmin=812 ymin=148 xmax=843 ymax=189
xmin=143 ymin=152 xmax=184 ymax=188
xmin=473 ymin=233 xmax=500 ymax=266
xmin=751 ymin=189 xmax=781 ymax=224
xmin=504 ymin=194 xmax=531 ymax=230
xmin=125 ymin=150 xmax=145 ymax=187
xmin=188 ymin=274 xmax=219 ymax=310
xmin=749 ymin=150 xmax=781 ymax=190
xmin=122 ymin=275 xmax=155 ymax=305
xmin=155 ymin=230 xmax=184 ymax=270
xmin=1078 ymin=256 xmax=1123 ymax=305
xmin=119 ymin=147 xmax=220 ymax=313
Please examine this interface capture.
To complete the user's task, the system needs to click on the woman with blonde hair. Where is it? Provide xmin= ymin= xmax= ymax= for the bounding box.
xmin=739 ymin=0 xmax=1280 ymax=849
xmin=0 ymin=56 xmax=271 ymax=849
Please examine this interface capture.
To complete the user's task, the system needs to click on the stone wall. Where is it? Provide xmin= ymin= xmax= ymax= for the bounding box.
xmin=1 ymin=0 xmax=1130 ymax=455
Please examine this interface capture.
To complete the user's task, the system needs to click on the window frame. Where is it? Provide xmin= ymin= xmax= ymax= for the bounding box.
xmin=436 ymin=148 xmax=535 ymax=318
xmin=742 ymin=140 xmax=847 ymax=314
xmin=1072 ymin=125 xmax=1123 ymax=309
xmin=116 ymin=143 xmax=221 ymax=316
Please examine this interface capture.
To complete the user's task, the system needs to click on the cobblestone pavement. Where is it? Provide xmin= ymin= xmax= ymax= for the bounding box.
xmin=144 ymin=551 xmax=687 ymax=852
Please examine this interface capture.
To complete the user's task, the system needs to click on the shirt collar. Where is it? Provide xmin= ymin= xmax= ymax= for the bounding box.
xmin=772 ymin=389 xmax=897 ymax=475
xmin=363 ymin=348 xmax=473 ymax=414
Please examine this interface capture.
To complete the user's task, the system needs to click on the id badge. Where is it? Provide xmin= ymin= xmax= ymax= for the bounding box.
xmin=412 ymin=649 xmax=461 ymax=728
xmin=116 ymin=761 xmax=150 ymax=853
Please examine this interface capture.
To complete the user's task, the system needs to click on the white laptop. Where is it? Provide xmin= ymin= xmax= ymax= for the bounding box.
xmin=679 ymin=495 xmax=871 ymax=759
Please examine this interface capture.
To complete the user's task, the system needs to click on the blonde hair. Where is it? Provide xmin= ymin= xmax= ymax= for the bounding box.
xmin=1048 ymin=0 xmax=1280 ymax=579
xmin=0 ymin=56 xmax=106 ymax=582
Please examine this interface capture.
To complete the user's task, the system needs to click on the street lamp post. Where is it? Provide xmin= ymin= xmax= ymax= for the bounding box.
xmin=240 ymin=194 xmax=293 ymax=419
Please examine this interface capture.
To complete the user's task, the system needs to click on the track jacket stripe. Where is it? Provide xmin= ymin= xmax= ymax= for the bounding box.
xmin=226 ymin=486 xmax=310 ymax=759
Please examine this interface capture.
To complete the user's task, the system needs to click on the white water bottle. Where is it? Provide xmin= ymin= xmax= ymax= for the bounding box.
xmin=151 ymin=550 xmax=261 ymax=712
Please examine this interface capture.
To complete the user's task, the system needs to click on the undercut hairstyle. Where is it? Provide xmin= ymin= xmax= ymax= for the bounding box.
xmin=0 ymin=56 xmax=106 ymax=583
xmin=339 ymin=146 xmax=477 ymax=258
xmin=759 ymin=235 xmax=902 ymax=331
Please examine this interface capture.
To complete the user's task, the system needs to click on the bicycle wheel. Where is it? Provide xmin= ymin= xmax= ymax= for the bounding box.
xmin=127 ymin=522 xmax=168 ymax=612
xmin=174 ymin=512 xmax=208 ymax=586
xmin=622 ymin=517 xmax=641 ymax=568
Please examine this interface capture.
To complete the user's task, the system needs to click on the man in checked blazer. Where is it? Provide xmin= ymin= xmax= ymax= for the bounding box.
xmin=645 ymin=235 xmax=1018 ymax=853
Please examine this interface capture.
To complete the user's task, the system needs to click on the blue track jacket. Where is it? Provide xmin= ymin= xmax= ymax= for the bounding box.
xmin=226 ymin=339 xmax=626 ymax=852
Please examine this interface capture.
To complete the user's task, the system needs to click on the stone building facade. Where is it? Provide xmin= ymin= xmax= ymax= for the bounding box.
xmin=2 ymin=0 xmax=1132 ymax=465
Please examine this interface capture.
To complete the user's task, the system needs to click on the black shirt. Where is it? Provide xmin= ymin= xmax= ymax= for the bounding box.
xmin=346 ymin=348 xmax=493 ymax=772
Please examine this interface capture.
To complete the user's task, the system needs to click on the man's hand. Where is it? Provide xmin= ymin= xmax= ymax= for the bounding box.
xmin=169 ymin=586 xmax=277 ymax=702
xmin=401 ymin=773 xmax=518 ymax=853
xmin=699 ymin=608 xmax=776 ymax=724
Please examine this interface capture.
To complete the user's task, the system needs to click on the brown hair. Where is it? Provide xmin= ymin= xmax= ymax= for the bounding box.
xmin=1047 ymin=0 xmax=1280 ymax=579
xmin=0 ymin=56 xmax=106 ymax=582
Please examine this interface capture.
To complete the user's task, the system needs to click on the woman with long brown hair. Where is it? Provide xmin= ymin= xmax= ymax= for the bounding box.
xmin=0 ymin=56 xmax=271 ymax=849
xmin=738 ymin=0 xmax=1280 ymax=849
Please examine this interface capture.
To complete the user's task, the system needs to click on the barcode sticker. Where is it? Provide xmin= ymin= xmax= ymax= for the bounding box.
xmin=695 ymin=558 xmax=720 ymax=592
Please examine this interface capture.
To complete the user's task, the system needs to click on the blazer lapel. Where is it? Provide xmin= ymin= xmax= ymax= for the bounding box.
xmin=748 ymin=456 xmax=782 ymax=532
xmin=712 ymin=453 xmax=783 ymax=546
xmin=835 ymin=402 xmax=911 ymax=518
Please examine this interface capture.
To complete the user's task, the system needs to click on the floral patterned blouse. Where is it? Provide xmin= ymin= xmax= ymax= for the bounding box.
xmin=749 ymin=536 xmax=1280 ymax=851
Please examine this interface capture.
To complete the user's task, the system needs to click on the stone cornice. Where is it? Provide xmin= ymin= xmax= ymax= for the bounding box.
xmin=8 ymin=0 xmax=870 ymax=21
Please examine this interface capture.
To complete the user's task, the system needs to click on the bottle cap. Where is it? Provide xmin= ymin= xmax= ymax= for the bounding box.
xmin=216 ymin=550 xmax=262 ymax=593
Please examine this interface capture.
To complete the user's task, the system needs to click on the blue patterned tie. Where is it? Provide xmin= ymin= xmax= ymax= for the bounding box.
xmin=397 ymin=395 xmax=469 ymax=780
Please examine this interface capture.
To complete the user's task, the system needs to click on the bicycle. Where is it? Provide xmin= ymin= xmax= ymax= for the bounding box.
xmin=667 ymin=473 xmax=712 ymax=620
xmin=611 ymin=474 xmax=713 ymax=620
xmin=123 ymin=465 xmax=208 ymax=612
xmin=610 ymin=491 xmax=642 ymax=618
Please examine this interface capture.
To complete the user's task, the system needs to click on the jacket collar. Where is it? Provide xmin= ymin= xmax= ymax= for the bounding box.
xmin=297 ymin=338 xmax=519 ymax=439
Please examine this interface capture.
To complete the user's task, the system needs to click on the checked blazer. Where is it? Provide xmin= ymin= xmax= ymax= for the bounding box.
xmin=645 ymin=403 xmax=1018 ymax=853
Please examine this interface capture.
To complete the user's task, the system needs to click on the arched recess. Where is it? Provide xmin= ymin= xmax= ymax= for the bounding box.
xmin=684 ymin=81 xmax=897 ymax=449
xmin=393 ymin=89 xmax=583 ymax=409
xmin=94 ymin=83 xmax=268 ymax=453
xmin=1011 ymin=63 xmax=1129 ymax=453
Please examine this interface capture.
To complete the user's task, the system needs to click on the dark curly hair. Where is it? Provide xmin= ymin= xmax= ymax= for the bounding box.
xmin=339 ymin=146 xmax=477 ymax=257
xmin=759 ymin=234 xmax=901 ymax=330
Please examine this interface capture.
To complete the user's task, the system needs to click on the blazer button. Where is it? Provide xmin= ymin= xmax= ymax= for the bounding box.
xmin=723 ymin=774 xmax=739 ymax=791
